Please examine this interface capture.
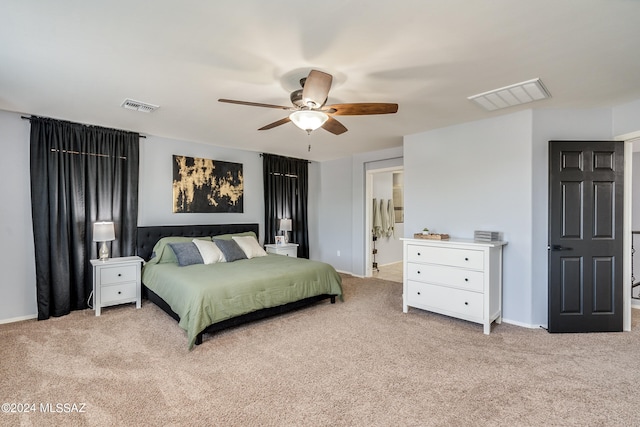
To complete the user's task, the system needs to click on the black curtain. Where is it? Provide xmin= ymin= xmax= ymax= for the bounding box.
xmin=29 ymin=117 xmax=139 ymax=320
xmin=263 ymin=153 xmax=309 ymax=258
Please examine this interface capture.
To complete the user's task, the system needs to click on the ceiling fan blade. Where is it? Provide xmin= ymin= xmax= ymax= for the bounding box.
xmin=219 ymin=99 xmax=294 ymax=111
xmin=258 ymin=117 xmax=291 ymax=130
xmin=325 ymin=103 xmax=398 ymax=116
xmin=322 ymin=116 xmax=348 ymax=135
xmin=302 ymin=70 xmax=333 ymax=108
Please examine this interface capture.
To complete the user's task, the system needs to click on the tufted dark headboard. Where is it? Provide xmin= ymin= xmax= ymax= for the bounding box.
xmin=136 ymin=223 xmax=259 ymax=261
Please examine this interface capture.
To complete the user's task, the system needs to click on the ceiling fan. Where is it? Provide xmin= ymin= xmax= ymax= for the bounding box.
xmin=218 ymin=70 xmax=398 ymax=136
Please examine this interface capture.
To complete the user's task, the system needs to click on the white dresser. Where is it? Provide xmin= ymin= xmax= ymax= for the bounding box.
xmin=91 ymin=256 xmax=143 ymax=316
xmin=402 ymin=238 xmax=506 ymax=334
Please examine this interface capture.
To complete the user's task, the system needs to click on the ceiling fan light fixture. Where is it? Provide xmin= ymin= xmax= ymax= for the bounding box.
xmin=289 ymin=110 xmax=328 ymax=134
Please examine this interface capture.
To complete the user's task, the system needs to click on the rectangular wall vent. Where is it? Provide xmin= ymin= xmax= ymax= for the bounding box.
xmin=121 ymin=98 xmax=159 ymax=113
xmin=468 ymin=78 xmax=550 ymax=111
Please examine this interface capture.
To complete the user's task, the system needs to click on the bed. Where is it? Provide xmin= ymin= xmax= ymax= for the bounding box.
xmin=137 ymin=224 xmax=343 ymax=349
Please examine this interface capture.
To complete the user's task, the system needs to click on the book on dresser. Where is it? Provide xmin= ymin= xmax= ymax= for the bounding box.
xmin=401 ymin=237 xmax=507 ymax=334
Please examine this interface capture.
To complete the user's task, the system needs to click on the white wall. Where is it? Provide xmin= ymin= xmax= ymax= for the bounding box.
xmin=307 ymin=161 xmax=321 ymax=261
xmin=314 ymin=146 xmax=404 ymax=276
xmin=0 ymin=110 xmax=37 ymax=322
xmin=314 ymin=156 xmax=352 ymax=272
xmin=613 ymin=99 xmax=640 ymax=137
xmin=530 ymin=108 xmax=614 ymax=326
xmin=404 ymin=111 xmax=534 ymax=326
xmin=138 ymin=135 xmax=265 ymax=240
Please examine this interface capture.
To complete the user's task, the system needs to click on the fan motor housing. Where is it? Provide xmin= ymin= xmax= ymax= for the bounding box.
xmin=290 ymin=89 xmax=304 ymax=108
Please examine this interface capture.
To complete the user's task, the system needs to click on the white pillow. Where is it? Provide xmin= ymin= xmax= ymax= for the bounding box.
xmin=232 ymin=235 xmax=268 ymax=259
xmin=192 ymin=239 xmax=225 ymax=264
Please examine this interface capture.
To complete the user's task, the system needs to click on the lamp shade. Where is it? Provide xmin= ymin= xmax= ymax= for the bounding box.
xmin=93 ymin=221 xmax=115 ymax=242
xmin=289 ymin=110 xmax=328 ymax=133
xmin=279 ymin=218 xmax=292 ymax=232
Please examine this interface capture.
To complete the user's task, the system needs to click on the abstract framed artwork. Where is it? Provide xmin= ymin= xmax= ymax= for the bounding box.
xmin=172 ymin=155 xmax=244 ymax=213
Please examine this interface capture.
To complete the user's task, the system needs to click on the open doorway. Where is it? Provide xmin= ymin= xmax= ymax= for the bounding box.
xmin=365 ymin=166 xmax=404 ymax=282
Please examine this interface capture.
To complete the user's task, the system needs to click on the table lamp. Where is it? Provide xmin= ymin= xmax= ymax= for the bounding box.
xmin=279 ymin=218 xmax=292 ymax=243
xmin=93 ymin=221 xmax=115 ymax=261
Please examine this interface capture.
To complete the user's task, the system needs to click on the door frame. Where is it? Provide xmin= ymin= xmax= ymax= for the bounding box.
xmin=619 ymin=131 xmax=640 ymax=330
xmin=548 ymin=140 xmax=625 ymax=331
xmin=546 ymin=137 xmax=634 ymax=331
xmin=365 ymin=166 xmax=404 ymax=278
xmin=623 ymin=139 xmax=632 ymax=331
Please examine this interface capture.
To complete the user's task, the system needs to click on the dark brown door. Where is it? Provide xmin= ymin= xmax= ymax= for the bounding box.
xmin=548 ymin=141 xmax=624 ymax=333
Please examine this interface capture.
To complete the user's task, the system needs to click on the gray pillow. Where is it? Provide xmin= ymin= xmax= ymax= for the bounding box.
xmin=168 ymin=242 xmax=204 ymax=266
xmin=213 ymin=238 xmax=247 ymax=262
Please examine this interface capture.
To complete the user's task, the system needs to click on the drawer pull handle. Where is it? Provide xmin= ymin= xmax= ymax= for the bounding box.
xmin=118 ymin=273 xmax=122 ymax=277
xmin=417 ymin=292 xmax=421 ymax=295
xmin=417 ymin=270 xmax=421 ymax=274
xmin=464 ymin=302 xmax=469 ymax=305
xmin=464 ymin=278 xmax=469 ymax=282
xmin=464 ymin=257 xmax=469 ymax=261
xmin=118 ymin=291 xmax=122 ymax=295
xmin=417 ymin=252 xmax=421 ymax=256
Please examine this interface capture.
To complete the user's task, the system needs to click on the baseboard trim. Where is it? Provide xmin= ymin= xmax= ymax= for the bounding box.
xmin=0 ymin=314 xmax=37 ymax=325
xmin=377 ymin=261 xmax=402 ymax=267
xmin=336 ymin=269 xmax=354 ymax=276
xmin=500 ymin=317 xmax=542 ymax=330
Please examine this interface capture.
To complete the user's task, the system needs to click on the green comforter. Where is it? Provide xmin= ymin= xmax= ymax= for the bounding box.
xmin=142 ymin=254 xmax=343 ymax=349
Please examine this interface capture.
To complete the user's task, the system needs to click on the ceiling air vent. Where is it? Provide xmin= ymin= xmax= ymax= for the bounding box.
xmin=121 ymin=98 xmax=159 ymax=113
xmin=468 ymin=78 xmax=551 ymax=111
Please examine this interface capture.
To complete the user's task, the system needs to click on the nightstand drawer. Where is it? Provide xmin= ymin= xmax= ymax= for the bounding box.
xmin=100 ymin=265 xmax=138 ymax=285
xmin=101 ymin=282 xmax=137 ymax=304
xmin=272 ymin=248 xmax=297 ymax=257
xmin=264 ymin=244 xmax=298 ymax=258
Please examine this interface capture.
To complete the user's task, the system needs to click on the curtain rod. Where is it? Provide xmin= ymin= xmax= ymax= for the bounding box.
xmin=259 ymin=153 xmax=311 ymax=163
xmin=21 ymin=115 xmax=146 ymax=138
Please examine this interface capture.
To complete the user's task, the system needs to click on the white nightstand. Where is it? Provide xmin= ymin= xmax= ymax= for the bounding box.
xmin=265 ymin=243 xmax=299 ymax=258
xmin=90 ymin=256 xmax=143 ymax=316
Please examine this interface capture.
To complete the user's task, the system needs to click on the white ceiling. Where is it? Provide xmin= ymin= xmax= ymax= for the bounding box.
xmin=1 ymin=0 xmax=640 ymax=161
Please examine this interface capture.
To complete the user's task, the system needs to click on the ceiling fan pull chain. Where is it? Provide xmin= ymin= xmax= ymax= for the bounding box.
xmin=308 ymin=144 xmax=311 ymax=152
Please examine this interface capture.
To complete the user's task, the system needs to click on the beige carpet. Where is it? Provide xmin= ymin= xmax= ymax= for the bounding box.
xmin=1 ymin=275 xmax=639 ymax=427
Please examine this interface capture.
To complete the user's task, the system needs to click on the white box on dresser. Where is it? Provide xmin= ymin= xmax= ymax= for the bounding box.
xmin=401 ymin=238 xmax=507 ymax=334
xmin=90 ymin=256 xmax=143 ymax=316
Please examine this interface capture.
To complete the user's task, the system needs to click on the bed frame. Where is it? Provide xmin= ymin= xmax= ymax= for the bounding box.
xmin=136 ymin=223 xmax=336 ymax=345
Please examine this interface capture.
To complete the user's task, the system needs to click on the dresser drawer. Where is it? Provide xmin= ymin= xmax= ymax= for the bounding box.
xmin=406 ymin=280 xmax=483 ymax=320
xmin=407 ymin=263 xmax=484 ymax=292
xmin=100 ymin=265 xmax=138 ymax=285
xmin=407 ymin=245 xmax=484 ymax=270
xmin=101 ymin=282 xmax=137 ymax=304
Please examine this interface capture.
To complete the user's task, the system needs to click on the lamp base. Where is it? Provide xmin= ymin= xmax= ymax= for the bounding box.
xmin=99 ymin=242 xmax=110 ymax=261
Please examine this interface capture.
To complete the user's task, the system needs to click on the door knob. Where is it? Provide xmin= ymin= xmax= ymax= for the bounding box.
xmin=549 ymin=245 xmax=573 ymax=251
